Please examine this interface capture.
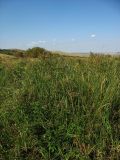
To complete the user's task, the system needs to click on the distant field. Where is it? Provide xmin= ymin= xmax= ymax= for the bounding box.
xmin=0 ymin=50 xmax=120 ymax=159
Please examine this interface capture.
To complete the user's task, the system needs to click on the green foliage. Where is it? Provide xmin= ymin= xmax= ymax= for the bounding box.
xmin=0 ymin=54 xmax=120 ymax=159
xmin=0 ymin=49 xmax=25 ymax=56
xmin=25 ymin=47 xmax=50 ymax=58
xmin=0 ymin=47 xmax=51 ymax=58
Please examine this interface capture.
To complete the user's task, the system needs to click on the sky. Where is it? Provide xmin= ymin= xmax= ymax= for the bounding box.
xmin=0 ymin=0 xmax=120 ymax=52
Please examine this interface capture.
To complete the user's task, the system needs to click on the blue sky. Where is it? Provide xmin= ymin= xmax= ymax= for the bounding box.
xmin=0 ymin=0 xmax=120 ymax=52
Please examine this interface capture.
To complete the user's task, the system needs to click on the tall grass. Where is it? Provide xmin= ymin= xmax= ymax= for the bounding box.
xmin=0 ymin=54 xmax=120 ymax=159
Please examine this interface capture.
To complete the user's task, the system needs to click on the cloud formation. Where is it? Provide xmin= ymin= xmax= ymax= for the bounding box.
xmin=91 ymin=34 xmax=96 ymax=38
xmin=71 ymin=38 xmax=76 ymax=42
xmin=31 ymin=41 xmax=39 ymax=45
xmin=27 ymin=40 xmax=47 ymax=46
xmin=38 ymin=40 xmax=47 ymax=43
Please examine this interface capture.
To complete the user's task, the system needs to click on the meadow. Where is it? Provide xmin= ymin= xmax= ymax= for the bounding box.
xmin=0 ymin=48 xmax=120 ymax=160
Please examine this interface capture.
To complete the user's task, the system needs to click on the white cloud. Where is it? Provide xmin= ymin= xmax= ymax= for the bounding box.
xmin=27 ymin=40 xmax=47 ymax=47
xmin=27 ymin=41 xmax=39 ymax=46
xmin=91 ymin=34 xmax=96 ymax=38
xmin=32 ymin=41 xmax=39 ymax=45
xmin=38 ymin=40 xmax=47 ymax=43
xmin=72 ymin=38 xmax=76 ymax=42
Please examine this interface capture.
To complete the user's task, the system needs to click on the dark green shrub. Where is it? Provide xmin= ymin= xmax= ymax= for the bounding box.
xmin=25 ymin=47 xmax=50 ymax=58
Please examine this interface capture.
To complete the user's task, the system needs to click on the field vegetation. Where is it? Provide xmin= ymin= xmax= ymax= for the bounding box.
xmin=0 ymin=48 xmax=120 ymax=159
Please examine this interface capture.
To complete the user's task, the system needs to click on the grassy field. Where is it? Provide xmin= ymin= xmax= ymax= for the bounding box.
xmin=0 ymin=51 xmax=120 ymax=159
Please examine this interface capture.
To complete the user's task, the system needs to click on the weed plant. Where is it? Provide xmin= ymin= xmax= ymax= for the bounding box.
xmin=0 ymin=54 xmax=120 ymax=159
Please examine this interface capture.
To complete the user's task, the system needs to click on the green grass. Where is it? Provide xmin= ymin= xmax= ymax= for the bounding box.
xmin=0 ymin=54 xmax=120 ymax=160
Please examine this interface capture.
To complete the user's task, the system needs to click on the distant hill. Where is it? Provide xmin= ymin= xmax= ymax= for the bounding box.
xmin=0 ymin=48 xmax=120 ymax=58
xmin=0 ymin=49 xmax=25 ymax=55
xmin=0 ymin=47 xmax=50 ymax=58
